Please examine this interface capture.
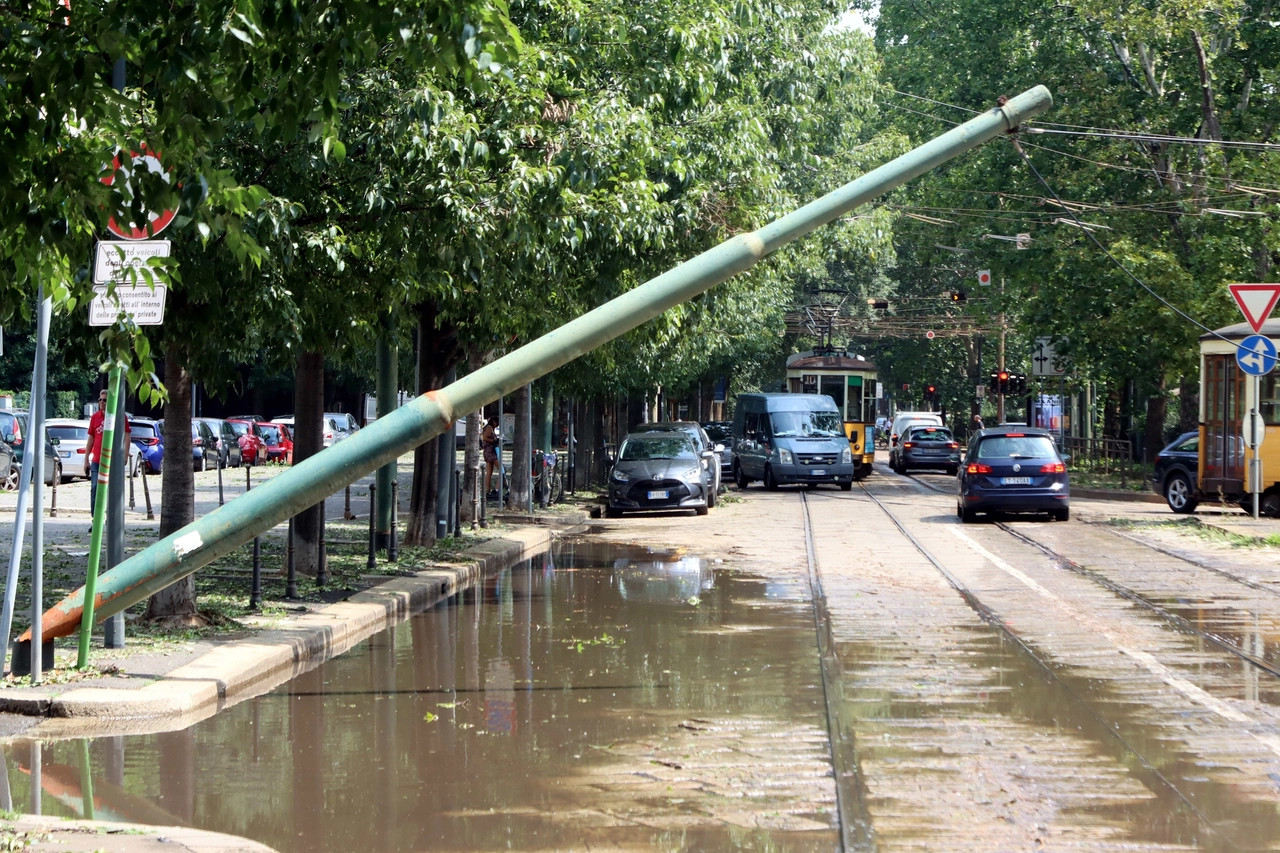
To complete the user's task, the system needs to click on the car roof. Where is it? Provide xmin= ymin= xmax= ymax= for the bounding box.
xmin=975 ymin=426 xmax=1054 ymax=437
xmin=46 ymin=418 xmax=88 ymax=426
xmin=626 ymin=431 xmax=696 ymax=443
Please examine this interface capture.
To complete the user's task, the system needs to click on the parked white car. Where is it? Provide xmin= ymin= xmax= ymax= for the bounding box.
xmin=45 ymin=418 xmax=141 ymax=480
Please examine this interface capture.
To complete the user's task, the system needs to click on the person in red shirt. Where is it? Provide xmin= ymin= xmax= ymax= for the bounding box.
xmin=86 ymin=389 xmax=130 ymax=509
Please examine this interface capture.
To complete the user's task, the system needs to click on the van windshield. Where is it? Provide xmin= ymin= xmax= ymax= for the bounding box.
xmin=769 ymin=411 xmax=842 ymax=438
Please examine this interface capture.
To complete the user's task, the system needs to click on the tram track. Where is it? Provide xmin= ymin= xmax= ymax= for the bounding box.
xmin=890 ymin=465 xmax=1280 ymax=679
xmin=810 ymin=480 xmax=1237 ymax=847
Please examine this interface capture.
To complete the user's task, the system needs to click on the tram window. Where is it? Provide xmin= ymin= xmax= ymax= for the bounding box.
xmin=1265 ymin=374 xmax=1280 ymax=425
xmin=820 ymin=376 xmax=845 ymax=410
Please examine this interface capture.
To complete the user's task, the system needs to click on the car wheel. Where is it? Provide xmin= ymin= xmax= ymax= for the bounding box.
xmin=960 ymin=505 xmax=978 ymax=523
xmin=1262 ymin=490 xmax=1280 ymax=519
xmin=946 ymin=466 xmax=959 ymax=476
xmin=763 ymin=464 xmax=779 ymax=491
xmin=1052 ymin=508 xmax=1070 ymax=522
xmin=695 ymin=505 xmax=709 ymax=516
xmin=1164 ymin=471 xmax=1198 ymax=514
xmin=839 ymin=481 xmax=853 ymax=491
xmin=734 ymin=464 xmax=749 ymax=490
xmin=707 ymin=485 xmax=717 ymax=508
xmin=605 ymin=507 xmax=622 ymax=519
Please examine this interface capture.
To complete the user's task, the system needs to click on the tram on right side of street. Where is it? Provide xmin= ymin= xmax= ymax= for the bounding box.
xmin=1187 ymin=318 xmax=1280 ymax=516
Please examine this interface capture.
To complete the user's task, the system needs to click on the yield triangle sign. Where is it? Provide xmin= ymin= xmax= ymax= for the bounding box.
xmin=1227 ymin=283 xmax=1280 ymax=333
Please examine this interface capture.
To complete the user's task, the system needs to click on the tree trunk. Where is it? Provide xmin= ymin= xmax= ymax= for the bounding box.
xmin=293 ymin=350 xmax=325 ymax=576
xmin=1144 ymin=381 xmax=1168 ymax=464
xmin=405 ymin=301 xmax=459 ymax=544
xmin=146 ymin=346 xmax=198 ymax=621
xmin=460 ymin=354 xmax=483 ymax=524
xmin=575 ymin=399 xmax=594 ymax=489
xmin=510 ymin=384 xmax=531 ymax=510
xmin=1178 ymin=376 xmax=1199 ymax=434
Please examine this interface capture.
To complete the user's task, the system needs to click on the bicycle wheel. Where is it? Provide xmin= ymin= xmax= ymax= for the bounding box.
xmin=551 ymin=470 xmax=564 ymax=504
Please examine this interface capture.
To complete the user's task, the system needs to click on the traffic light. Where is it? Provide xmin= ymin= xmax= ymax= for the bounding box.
xmin=924 ymin=384 xmax=937 ymax=404
xmin=950 ymin=291 xmax=967 ymax=303
xmin=1011 ymin=373 xmax=1027 ymax=395
xmin=991 ymin=370 xmax=1011 ymax=395
xmin=868 ymin=299 xmax=890 ymax=310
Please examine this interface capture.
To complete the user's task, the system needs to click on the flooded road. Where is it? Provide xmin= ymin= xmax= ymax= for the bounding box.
xmin=2 ymin=542 xmax=838 ymax=852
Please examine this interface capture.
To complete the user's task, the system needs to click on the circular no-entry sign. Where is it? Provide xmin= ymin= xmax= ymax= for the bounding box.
xmin=101 ymin=147 xmax=176 ymax=240
xmin=925 ymin=330 xmax=936 ymax=340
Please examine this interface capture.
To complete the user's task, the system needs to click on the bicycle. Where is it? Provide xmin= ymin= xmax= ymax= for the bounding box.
xmin=532 ymin=449 xmax=565 ymax=507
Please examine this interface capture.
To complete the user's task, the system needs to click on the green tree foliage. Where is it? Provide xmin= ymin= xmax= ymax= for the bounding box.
xmin=854 ymin=0 xmax=1279 ymax=439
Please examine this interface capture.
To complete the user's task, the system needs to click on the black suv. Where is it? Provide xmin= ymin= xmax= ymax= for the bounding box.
xmin=1152 ymin=431 xmax=1199 ymax=513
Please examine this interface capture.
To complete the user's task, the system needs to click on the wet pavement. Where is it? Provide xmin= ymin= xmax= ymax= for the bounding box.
xmin=1 ymin=542 xmax=837 ymax=852
xmin=1 ymin=460 xmax=1279 ymax=851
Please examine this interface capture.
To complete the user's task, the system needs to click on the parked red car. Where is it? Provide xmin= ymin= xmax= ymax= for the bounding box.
xmin=226 ymin=419 xmax=268 ymax=466
xmin=258 ymin=421 xmax=294 ymax=464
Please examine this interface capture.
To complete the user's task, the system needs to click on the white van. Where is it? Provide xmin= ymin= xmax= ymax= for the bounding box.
xmin=888 ymin=411 xmax=943 ymax=471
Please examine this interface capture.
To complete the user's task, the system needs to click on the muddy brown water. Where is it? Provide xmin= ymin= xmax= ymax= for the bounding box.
xmin=1 ymin=542 xmax=840 ymax=852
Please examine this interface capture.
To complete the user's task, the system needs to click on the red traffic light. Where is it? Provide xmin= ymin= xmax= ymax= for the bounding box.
xmin=998 ymin=371 xmax=1009 ymax=382
xmin=926 ymin=385 xmax=936 ymax=393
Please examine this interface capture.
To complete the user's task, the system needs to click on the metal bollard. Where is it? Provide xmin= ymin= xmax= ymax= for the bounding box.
xmin=344 ymin=484 xmax=355 ymax=520
xmin=317 ymin=498 xmax=328 ymax=587
xmin=471 ymin=462 xmax=480 ymax=531
xmin=50 ymin=473 xmax=57 ymax=518
xmin=217 ymin=453 xmax=224 ymax=506
xmin=286 ymin=517 xmax=298 ymax=599
xmin=388 ymin=480 xmax=399 ymax=563
xmin=140 ymin=465 xmax=154 ymax=520
xmin=451 ymin=467 xmax=460 ymax=537
xmin=367 ymin=482 xmax=378 ymax=570
xmin=127 ymin=462 xmax=134 ymax=511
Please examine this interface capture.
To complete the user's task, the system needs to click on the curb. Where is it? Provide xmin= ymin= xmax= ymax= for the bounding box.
xmin=1072 ymin=487 xmax=1165 ymax=504
xmin=0 ymin=815 xmax=278 ymax=852
xmin=1 ymin=519 xmax=584 ymax=738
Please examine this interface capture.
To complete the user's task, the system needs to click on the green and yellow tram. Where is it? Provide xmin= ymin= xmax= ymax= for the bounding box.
xmin=785 ymin=349 xmax=878 ymax=479
xmin=1192 ymin=318 xmax=1280 ymax=516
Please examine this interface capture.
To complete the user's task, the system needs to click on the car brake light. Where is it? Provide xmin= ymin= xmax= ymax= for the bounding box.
xmin=947 ymin=442 xmax=959 ymax=449
xmin=903 ymin=442 xmax=915 ymax=448
xmin=967 ymin=463 xmax=992 ymax=474
xmin=145 ymin=437 xmax=160 ymax=446
xmin=76 ymin=448 xmax=85 ymax=454
xmin=193 ymin=438 xmax=202 ymax=446
xmin=1004 ymin=433 xmax=1025 ymax=437
xmin=1040 ymin=462 xmax=1065 ymax=473
xmin=891 ymin=433 xmax=898 ymax=441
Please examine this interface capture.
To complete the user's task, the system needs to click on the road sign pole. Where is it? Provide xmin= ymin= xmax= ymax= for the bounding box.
xmin=78 ymin=368 xmax=123 ymax=668
xmin=28 ymin=290 xmax=51 ymax=682
xmin=104 ymin=402 xmax=126 ymax=648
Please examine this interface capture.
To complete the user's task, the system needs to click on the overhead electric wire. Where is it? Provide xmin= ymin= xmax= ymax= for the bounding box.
xmin=1010 ymin=139 xmax=1234 ymax=343
xmin=884 ymin=92 xmax=1280 ymax=198
xmin=1026 ymin=126 xmax=1280 ymax=151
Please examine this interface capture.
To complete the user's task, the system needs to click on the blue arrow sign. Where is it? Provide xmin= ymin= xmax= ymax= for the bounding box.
xmin=1236 ymin=334 xmax=1278 ymax=376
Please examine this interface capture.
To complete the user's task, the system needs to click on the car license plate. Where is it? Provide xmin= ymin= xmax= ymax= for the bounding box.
xmin=810 ymin=469 xmax=826 ymax=476
xmin=1001 ymin=476 xmax=1032 ymax=485
xmin=647 ymin=490 xmax=669 ymax=500
xmin=58 ymin=451 xmax=70 ymax=458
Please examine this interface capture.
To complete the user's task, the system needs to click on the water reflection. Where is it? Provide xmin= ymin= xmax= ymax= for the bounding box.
xmin=3 ymin=542 xmax=836 ymax=852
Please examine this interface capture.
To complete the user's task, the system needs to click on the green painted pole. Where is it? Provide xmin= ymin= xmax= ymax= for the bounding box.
xmin=77 ymin=368 xmax=122 ymax=668
xmin=31 ymin=86 xmax=1053 ymax=642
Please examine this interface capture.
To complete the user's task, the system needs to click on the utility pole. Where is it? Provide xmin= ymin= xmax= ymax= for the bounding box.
xmin=374 ymin=311 xmax=397 ymax=552
xmin=997 ymin=277 xmax=1006 ymax=424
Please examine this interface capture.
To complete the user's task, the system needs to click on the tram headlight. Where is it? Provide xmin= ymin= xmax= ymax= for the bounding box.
xmin=841 ymin=447 xmax=853 ymax=464
xmin=777 ymin=448 xmax=793 ymax=464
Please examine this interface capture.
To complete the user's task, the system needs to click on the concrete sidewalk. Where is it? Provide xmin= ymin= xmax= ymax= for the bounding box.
xmin=1 ymin=815 xmax=277 ymax=852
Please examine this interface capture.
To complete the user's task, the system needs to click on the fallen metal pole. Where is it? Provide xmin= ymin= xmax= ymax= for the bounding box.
xmin=24 ymin=86 xmax=1052 ymax=643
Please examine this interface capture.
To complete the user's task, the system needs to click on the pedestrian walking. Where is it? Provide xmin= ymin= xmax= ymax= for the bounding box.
xmin=972 ymin=413 xmax=984 ymax=433
xmin=481 ymin=416 xmax=501 ymax=498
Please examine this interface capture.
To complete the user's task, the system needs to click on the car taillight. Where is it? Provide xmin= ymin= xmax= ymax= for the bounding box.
xmin=903 ymin=442 xmax=915 ymax=448
xmin=967 ymin=463 xmax=992 ymax=474
xmin=891 ymin=433 xmax=898 ymax=441
xmin=947 ymin=442 xmax=959 ymax=449
xmin=325 ymin=432 xmax=333 ymax=440
xmin=193 ymin=438 xmax=202 ymax=446
xmin=76 ymin=448 xmax=85 ymax=454
xmin=145 ymin=437 xmax=160 ymax=446
xmin=1040 ymin=462 xmax=1065 ymax=473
